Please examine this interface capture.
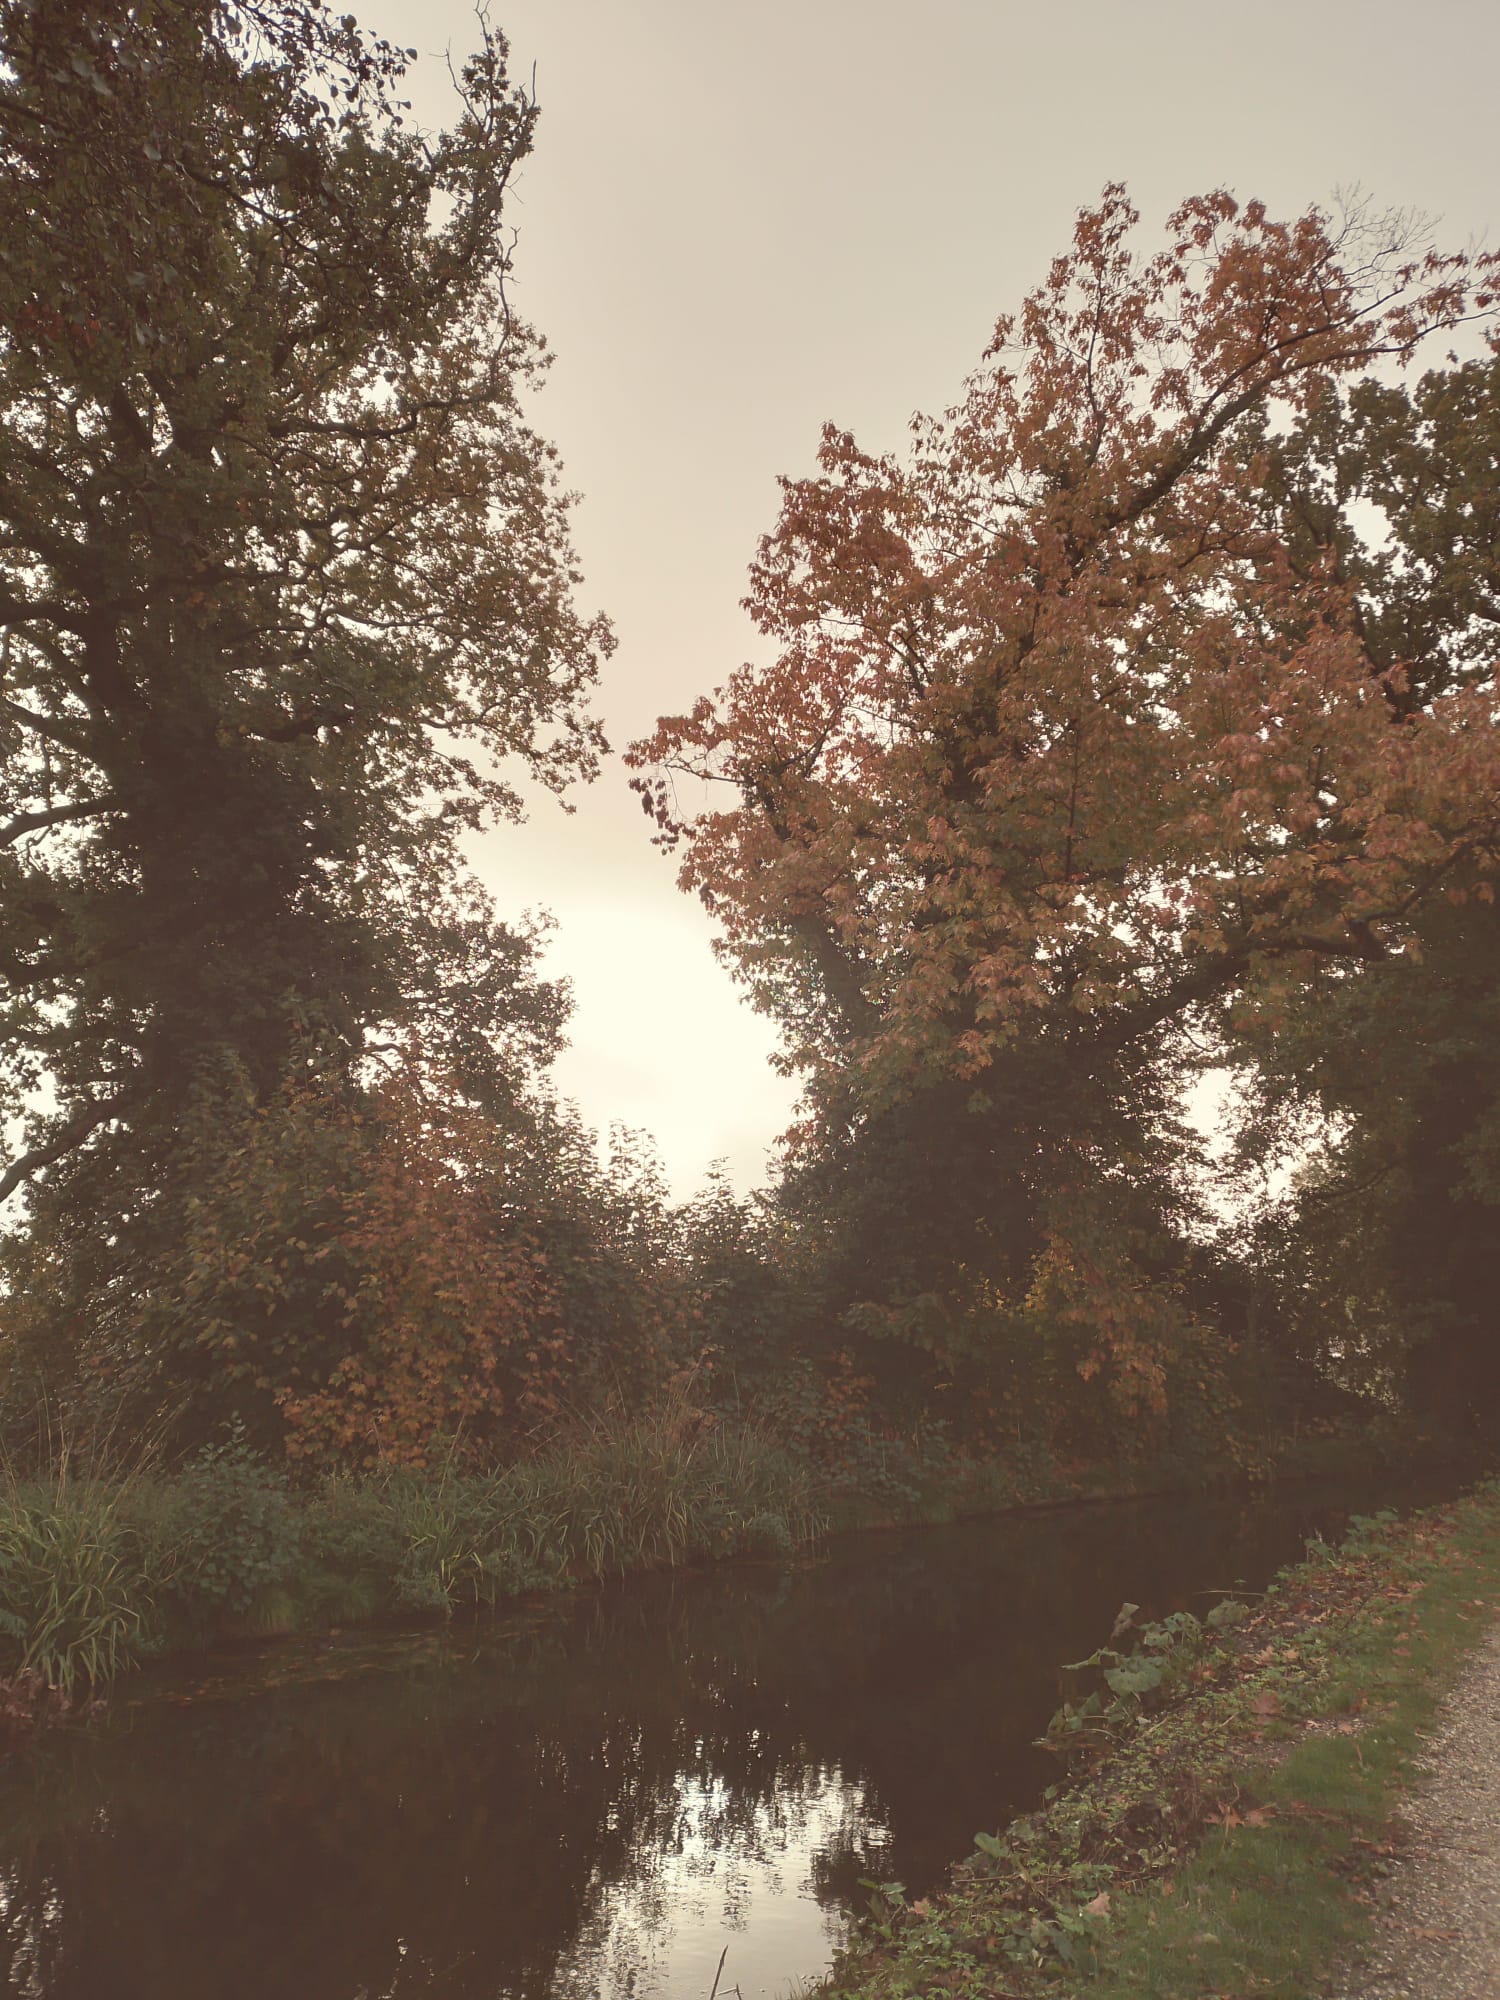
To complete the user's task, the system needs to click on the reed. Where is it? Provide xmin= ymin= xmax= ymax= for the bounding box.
xmin=0 ymin=1400 xmax=827 ymax=1699
xmin=387 ymin=1398 xmax=825 ymax=1611
xmin=0 ymin=1476 xmax=154 ymax=1695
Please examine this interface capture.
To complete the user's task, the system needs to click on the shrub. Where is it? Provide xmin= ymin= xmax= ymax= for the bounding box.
xmin=294 ymin=1480 xmax=409 ymax=1625
xmin=156 ymin=1422 xmax=300 ymax=1622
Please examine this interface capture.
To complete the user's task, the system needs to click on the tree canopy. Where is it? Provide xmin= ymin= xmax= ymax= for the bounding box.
xmin=632 ymin=191 xmax=1499 ymax=1432
xmin=4 ymin=7 xmax=1496 ymax=1472
xmin=0 ymin=0 xmax=617 ymax=1439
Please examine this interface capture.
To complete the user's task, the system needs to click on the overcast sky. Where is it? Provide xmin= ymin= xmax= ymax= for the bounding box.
xmin=363 ymin=0 xmax=1497 ymax=1198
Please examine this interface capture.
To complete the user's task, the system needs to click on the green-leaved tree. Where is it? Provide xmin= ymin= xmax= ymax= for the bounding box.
xmin=0 ymin=0 xmax=610 ymax=1433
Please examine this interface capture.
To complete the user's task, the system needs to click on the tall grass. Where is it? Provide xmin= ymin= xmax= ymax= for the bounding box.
xmin=386 ymin=1397 xmax=825 ymax=1612
xmin=0 ymin=1399 xmax=827 ymax=1700
xmin=0 ymin=1477 xmax=155 ymax=1695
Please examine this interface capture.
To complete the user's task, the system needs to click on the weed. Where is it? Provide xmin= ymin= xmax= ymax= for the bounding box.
xmin=155 ymin=1420 xmax=301 ymax=1622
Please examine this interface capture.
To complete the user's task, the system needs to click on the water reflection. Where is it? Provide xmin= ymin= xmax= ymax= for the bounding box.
xmin=0 ymin=1482 xmax=1433 ymax=1998
xmin=552 ymin=1770 xmax=866 ymax=1999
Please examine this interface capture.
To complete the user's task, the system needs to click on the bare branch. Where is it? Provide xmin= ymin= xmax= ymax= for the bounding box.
xmin=0 ymin=1098 xmax=120 ymax=1206
xmin=0 ymin=796 xmax=114 ymax=847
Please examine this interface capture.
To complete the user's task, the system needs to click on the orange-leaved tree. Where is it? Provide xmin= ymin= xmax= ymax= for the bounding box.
xmin=630 ymin=190 xmax=1499 ymax=1444
xmin=31 ymin=1048 xmax=689 ymax=1467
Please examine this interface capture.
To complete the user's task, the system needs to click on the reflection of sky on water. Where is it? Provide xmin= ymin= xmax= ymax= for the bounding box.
xmin=555 ymin=1763 xmax=878 ymax=1999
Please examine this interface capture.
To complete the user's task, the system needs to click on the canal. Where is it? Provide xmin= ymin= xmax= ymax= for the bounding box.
xmin=0 ymin=1478 xmax=1434 ymax=1998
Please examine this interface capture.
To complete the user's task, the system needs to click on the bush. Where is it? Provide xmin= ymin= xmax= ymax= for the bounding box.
xmin=156 ymin=1422 xmax=300 ymax=1622
xmin=296 ymin=1480 xmax=408 ymax=1625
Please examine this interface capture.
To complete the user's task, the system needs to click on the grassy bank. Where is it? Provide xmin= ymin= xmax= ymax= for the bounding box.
xmin=815 ymin=1479 xmax=1500 ymax=1999
xmin=0 ymin=1403 xmax=826 ymax=1720
xmin=0 ymin=1406 xmax=1458 ymax=1731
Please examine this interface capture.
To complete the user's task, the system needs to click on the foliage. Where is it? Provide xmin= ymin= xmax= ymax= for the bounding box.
xmin=155 ymin=1421 xmax=300 ymax=1618
xmin=1043 ymin=1599 xmax=1247 ymax=1770
xmin=633 ymin=189 xmax=1500 ymax=1441
xmin=1191 ymin=352 xmax=1500 ymax=1425
xmin=0 ymin=1399 xmax=827 ymax=1694
xmin=636 ymin=191 xmax=1495 ymax=1111
xmin=0 ymin=1477 xmax=153 ymax=1693
xmin=0 ymin=0 xmax=608 ymax=1431
xmin=1 ymin=1045 xmax=712 ymax=1459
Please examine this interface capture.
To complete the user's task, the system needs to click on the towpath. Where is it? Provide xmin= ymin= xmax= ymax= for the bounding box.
xmin=1333 ymin=1621 xmax=1500 ymax=1999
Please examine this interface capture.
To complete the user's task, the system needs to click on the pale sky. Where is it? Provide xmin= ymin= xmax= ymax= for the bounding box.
xmin=364 ymin=0 xmax=1498 ymax=1197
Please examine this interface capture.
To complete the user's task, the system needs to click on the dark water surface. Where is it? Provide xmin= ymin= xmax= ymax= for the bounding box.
xmin=0 ymin=1479 xmax=1439 ymax=1999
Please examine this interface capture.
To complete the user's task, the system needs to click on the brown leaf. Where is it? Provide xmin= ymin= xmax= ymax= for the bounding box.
xmin=1083 ymin=1890 xmax=1111 ymax=1916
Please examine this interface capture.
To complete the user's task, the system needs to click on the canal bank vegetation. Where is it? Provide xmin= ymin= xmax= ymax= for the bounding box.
xmin=0 ymin=1395 xmax=825 ymax=1723
xmin=0 ymin=0 xmax=1497 ymax=1727
xmin=0 ymin=1393 xmax=1450 ymax=1725
xmin=0 ymin=1416 xmax=898 ymax=1712
xmin=814 ymin=1481 xmax=1500 ymax=2000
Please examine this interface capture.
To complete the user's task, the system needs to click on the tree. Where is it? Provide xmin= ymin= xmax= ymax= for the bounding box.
xmin=631 ymin=191 xmax=1498 ymax=1428
xmin=111 ymin=1062 xmax=687 ymax=1464
xmin=1218 ymin=354 xmax=1500 ymax=1429
xmin=0 ymin=0 xmax=609 ymax=1426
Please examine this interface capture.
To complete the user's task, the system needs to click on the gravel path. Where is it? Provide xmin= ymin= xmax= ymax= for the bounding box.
xmin=1332 ymin=1621 xmax=1500 ymax=1999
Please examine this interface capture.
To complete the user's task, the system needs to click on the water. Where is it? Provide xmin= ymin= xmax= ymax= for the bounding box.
xmin=0 ymin=1480 xmax=1431 ymax=1998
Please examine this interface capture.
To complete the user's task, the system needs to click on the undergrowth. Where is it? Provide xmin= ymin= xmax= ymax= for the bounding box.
xmin=0 ymin=1397 xmax=1460 ymax=1736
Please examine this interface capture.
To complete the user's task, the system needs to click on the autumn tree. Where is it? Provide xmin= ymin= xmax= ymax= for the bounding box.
xmin=0 ymin=0 xmax=609 ymax=1428
xmin=631 ymin=191 xmax=1498 ymax=1440
xmin=76 ymin=1059 xmax=685 ymax=1465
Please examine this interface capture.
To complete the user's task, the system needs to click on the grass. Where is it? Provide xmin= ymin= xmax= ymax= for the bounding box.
xmin=0 ymin=1476 xmax=154 ymax=1694
xmin=813 ymin=1481 xmax=1500 ymax=1998
xmin=0 ymin=1397 xmax=828 ymax=1711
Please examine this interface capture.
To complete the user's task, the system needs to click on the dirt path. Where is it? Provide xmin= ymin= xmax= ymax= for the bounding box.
xmin=1333 ymin=1621 xmax=1500 ymax=1999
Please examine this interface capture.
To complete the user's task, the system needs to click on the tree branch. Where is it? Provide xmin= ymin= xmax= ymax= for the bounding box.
xmin=244 ymin=703 xmax=356 ymax=742
xmin=0 ymin=796 xmax=114 ymax=847
xmin=0 ymin=1098 xmax=120 ymax=1206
